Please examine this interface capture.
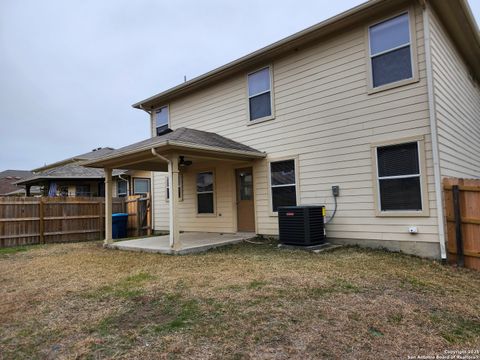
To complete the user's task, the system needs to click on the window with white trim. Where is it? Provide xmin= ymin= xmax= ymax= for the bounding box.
xmin=248 ymin=67 xmax=272 ymax=121
xmin=117 ymin=179 xmax=127 ymax=197
xmin=133 ymin=178 xmax=150 ymax=195
xmin=376 ymin=142 xmax=422 ymax=211
xmin=270 ymin=159 xmax=296 ymax=212
xmin=196 ymin=172 xmax=214 ymax=214
xmin=155 ymin=106 xmax=169 ymax=135
xmin=166 ymin=174 xmax=183 ymax=201
xmin=369 ymin=13 xmax=413 ymax=88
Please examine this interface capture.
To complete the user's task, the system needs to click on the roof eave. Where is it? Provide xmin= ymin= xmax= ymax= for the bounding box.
xmin=430 ymin=0 xmax=480 ymax=82
xmin=132 ymin=0 xmax=403 ymax=110
xmin=83 ymin=140 xmax=266 ymax=169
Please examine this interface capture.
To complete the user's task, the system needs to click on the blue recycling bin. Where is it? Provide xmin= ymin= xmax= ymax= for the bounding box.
xmin=112 ymin=213 xmax=128 ymax=239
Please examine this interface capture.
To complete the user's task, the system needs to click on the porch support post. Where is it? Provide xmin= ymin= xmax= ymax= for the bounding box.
xmin=169 ymin=154 xmax=181 ymax=250
xmin=104 ymin=168 xmax=113 ymax=245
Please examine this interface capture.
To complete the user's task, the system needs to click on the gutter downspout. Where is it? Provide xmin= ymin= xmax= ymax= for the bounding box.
xmin=423 ymin=3 xmax=447 ymax=260
xmin=151 ymin=148 xmax=174 ymax=248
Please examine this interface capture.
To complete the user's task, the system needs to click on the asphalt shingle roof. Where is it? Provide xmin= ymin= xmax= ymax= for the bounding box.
xmin=87 ymin=128 xmax=265 ymax=163
xmin=0 ymin=170 xmax=34 ymax=195
xmin=16 ymin=148 xmax=126 ymax=186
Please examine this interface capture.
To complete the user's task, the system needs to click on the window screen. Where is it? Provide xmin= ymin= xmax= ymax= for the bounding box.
xmin=248 ymin=67 xmax=272 ymax=121
xmin=376 ymin=142 xmax=422 ymax=211
xmin=197 ymin=172 xmax=214 ymax=214
xmin=117 ymin=179 xmax=127 ymax=197
xmin=134 ymin=178 xmax=150 ymax=195
xmin=369 ymin=13 xmax=413 ymax=88
xmin=270 ymin=160 xmax=296 ymax=212
xmin=156 ymin=106 xmax=169 ymax=135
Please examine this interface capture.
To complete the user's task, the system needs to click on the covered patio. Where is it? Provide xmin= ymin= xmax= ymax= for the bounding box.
xmin=83 ymin=127 xmax=266 ymax=254
xmin=109 ymin=232 xmax=255 ymax=255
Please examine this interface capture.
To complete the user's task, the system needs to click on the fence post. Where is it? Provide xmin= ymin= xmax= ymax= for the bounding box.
xmin=452 ymin=185 xmax=464 ymax=267
xmin=98 ymin=200 xmax=103 ymax=239
xmin=147 ymin=195 xmax=152 ymax=236
xmin=136 ymin=197 xmax=141 ymax=237
xmin=39 ymin=199 xmax=45 ymax=244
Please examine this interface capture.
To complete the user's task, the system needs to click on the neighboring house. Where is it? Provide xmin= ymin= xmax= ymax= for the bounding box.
xmin=17 ymin=148 xmax=151 ymax=197
xmin=0 ymin=170 xmax=41 ymax=196
xmin=84 ymin=0 xmax=480 ymax=259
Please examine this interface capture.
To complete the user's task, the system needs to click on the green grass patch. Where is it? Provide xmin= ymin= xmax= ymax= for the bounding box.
xmin=248 ymin=280 xmax=268 ymax=289
xmin=84 ymin=272 xmax=154 ymax=300
xmin=308 ymin=280 xmax=361 ymax=297
xmin=0 ymin=246 xmax=29 ymax=255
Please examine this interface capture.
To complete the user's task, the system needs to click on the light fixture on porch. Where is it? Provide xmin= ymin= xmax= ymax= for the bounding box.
xmin=179 ymin=156 xmax=192 ymax=168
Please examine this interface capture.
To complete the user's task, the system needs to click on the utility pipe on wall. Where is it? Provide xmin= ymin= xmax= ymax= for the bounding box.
xmin=422 ymin=3 xmax=447 ymax=260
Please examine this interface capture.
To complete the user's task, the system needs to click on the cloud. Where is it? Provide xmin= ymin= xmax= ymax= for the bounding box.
xmin=2 ymin=0 xmax=477 ymax=170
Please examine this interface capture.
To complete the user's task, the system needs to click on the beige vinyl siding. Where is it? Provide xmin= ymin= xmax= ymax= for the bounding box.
xmin=152 ymin=4 xmax=440 ymax=250
xmin=429 ymin=9 xmax=480 ymax=179
xmin=153 ymin=160 xmax=249 ymax=233
xmin=152 ymin=172 xmax=169 ymax=230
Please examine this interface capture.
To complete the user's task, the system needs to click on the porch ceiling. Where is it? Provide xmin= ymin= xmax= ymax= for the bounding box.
xmin=83 ymin=127 xmax=266 ymax=171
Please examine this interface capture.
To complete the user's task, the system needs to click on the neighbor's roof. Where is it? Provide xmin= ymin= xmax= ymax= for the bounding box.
xmin=3 ymin=186 xmax=42 ymax=196
xmin=33 ymin=147 xmax=115 ymax=172
xmin=16 ymin=163 xmax=126 ymax=186
xmin=132 ymin=0 xmax=480 ymax=110
xmin=17 ymin=148 xmax=127 ymax=186
xmin=0 ymin=170 xmax=34 ymax=195
xmin=83 ymin=127 xmax=266 ymax=168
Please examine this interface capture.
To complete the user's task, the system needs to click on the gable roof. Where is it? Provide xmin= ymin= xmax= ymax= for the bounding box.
xmin=33 ymin=147 xmax=115 ymax=172
xmin=16 ymin=163 xmax=126 ymax=186
xmin=83 ymin=127 xmax=265 ymax=168
xmin=132 ymin=0 xmax=480 ymax=110
xmin=0 ymin=170 xmax=34 ymax=195
xmin=16 ymin=148 xmax=126 ymax=186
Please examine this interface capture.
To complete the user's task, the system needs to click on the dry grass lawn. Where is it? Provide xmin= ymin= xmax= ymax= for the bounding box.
xmin=0 ymin=240 xmax=479 ymax=359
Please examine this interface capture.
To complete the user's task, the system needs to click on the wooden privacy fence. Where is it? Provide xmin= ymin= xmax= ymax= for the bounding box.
xmin=443 ymin=178 xmax=480 ymax=271
xmin=0 ymin=195 xmax=151 ymax=248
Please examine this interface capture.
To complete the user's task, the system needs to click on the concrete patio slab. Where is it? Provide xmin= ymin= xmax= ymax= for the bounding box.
xmin=108 ymin=232 xmax=256 ymax=255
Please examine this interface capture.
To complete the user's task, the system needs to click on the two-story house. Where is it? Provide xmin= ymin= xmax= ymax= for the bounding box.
xmin=85 ymin=0 xmax=480 ymax=259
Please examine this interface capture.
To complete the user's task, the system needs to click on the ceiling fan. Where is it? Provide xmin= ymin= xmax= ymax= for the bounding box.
xmin=179 ymin=156 xmax=192 ymax=167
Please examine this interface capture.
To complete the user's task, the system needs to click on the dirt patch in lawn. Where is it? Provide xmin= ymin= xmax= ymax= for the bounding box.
xmin=0 ymin=240 xmax=479 ymax=359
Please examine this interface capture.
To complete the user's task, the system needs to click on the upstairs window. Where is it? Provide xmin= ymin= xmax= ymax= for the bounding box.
xmin=270 ymin=159 xmax=297 ymax=212
xmin=369 ymin=13 xmax=413 ymax=88
xmin=155 ymin=106 xmax=169 ymax=135
xmin=248 ymin=67 xmax=272 ymax=121
xmin=376 ymin=142 xmax=422 ymax=211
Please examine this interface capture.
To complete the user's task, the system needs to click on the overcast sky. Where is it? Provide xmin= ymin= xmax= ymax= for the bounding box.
xmin=1 ymin=0 xmax=479 ymax=171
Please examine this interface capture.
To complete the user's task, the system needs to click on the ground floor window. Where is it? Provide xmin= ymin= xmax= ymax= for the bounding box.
xmin=375 ymin=140 xmax=423 ymax=212
xmin=196 ymin=171 xmax=214 ymax=214
xmin=270 ymin=159 xmax=297 ymax=212
xmin=59 ymin=185 xmax=69 ymax=197
xmin=133 ymin=178 xmax=150 ymax=196
xmin=75 ymin=184 xmax=90 ymax=197
xmin=117 ymin=179 xmax=128 ymax=197
xmin=166 ymin=174 xmax=183 ymax=201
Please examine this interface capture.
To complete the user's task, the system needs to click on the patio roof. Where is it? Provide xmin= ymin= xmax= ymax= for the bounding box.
xmin=83 ymin=127 xmax=266 ymax=171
